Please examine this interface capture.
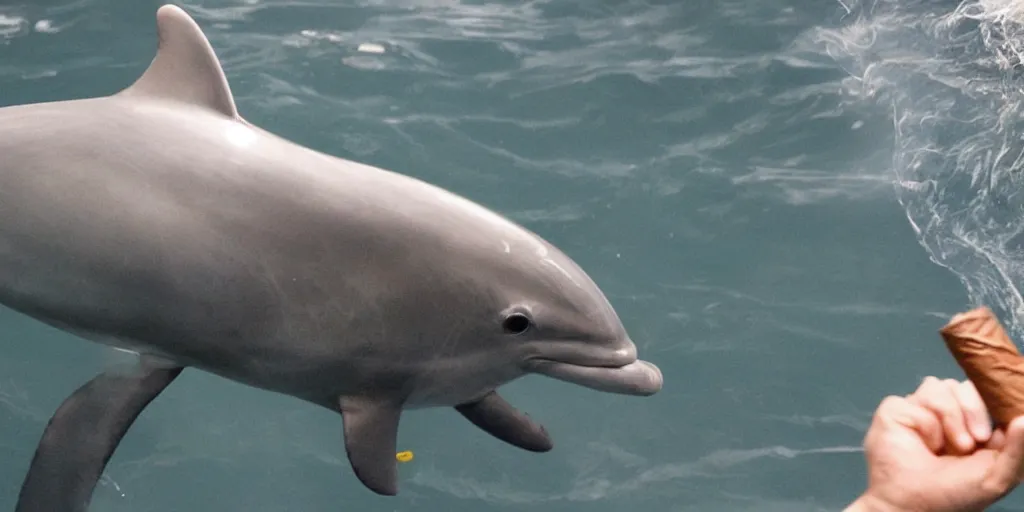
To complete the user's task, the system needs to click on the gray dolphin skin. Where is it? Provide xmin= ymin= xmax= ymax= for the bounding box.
xmin=3 ymin=4 xmax=663 ymax=511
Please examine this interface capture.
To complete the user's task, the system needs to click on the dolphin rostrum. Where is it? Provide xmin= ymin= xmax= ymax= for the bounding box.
xmin=4 ymin=4 xmax=664 ymax=511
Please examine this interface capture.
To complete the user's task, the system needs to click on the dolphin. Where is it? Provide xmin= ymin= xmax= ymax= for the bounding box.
xmin=4 ymin=4 xmax=664 ymax=511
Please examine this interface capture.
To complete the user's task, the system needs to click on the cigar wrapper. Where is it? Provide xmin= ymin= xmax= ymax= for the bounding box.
xmin=940 ymin=307 xmax=1024 ymax=427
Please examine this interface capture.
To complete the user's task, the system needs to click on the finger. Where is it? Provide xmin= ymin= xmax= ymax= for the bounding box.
xmin=910 ymin=375 xmax=937 ymax=395
xmin=983 ymin=416 xmax=1024 ymax=497
xmin=875 ymin=394 xmax=945 ymax=453
xmin=986 ymin=428 xmax=1007 ymax=451
xmin=955 ymin=379 xmax=993 ymax=442
xmin=908 ymin=377 xmax=973 ymax=453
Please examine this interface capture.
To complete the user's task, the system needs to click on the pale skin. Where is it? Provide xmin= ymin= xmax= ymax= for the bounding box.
xmin=845 ymin=376 xmax=1024 ymax=512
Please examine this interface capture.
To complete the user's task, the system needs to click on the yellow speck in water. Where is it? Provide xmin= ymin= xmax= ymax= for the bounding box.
xmin=396 ymin=450 xmax=414 ymax=462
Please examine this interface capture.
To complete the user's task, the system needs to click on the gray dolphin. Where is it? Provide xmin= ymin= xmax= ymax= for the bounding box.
xmin=4 ymin=4 xmax=663 ymax=511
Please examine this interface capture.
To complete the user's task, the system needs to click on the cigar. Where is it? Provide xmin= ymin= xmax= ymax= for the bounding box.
xmin=940 ymin=306 xmax=1024 ymax=427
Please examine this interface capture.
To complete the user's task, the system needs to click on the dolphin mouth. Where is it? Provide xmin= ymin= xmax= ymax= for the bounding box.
xmin=524 ymin=343 xmax=663 ymax=396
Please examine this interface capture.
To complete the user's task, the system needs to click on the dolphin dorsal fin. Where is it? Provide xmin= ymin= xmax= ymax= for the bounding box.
xmin=118 ymin=4 xmax=238 ymax=118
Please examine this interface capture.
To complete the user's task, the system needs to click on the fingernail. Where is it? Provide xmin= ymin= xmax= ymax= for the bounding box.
xmin=971 ymin=419 xmax=993 ymax=440
xmin=959 ymin=432 xmax=974 ymax=449
xmin=977 ymin=421 xmax=993 ymax=439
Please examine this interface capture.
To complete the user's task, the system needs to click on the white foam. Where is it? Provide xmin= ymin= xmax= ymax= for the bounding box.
xmin=33 ymin=20 xmax=58 ymax=34
xmin=0 ymin=14 xmax=25 ymax=38
xmin=357 ymin=42 xmax=386 ymax=54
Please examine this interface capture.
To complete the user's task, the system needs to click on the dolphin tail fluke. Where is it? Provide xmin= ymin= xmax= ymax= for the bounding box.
xmin=15 ymin=358 xmax=184 ymax=512
xmin=338 ymin=396 xmax=402 ymax=496
xmin=454 ymin=391 xmax=553 ymax=452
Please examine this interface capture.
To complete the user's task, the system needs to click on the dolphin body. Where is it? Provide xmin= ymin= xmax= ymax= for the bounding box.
xmin=3 ymin=5 xmax=663 ymax=511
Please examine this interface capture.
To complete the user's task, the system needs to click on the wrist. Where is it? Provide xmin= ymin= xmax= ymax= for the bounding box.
xmin=844 ymin=493 xmax=905 ymax=512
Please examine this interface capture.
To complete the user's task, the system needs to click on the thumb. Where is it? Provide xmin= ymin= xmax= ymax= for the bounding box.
xmin=983 ymin=416 xmax=1024 ymax=497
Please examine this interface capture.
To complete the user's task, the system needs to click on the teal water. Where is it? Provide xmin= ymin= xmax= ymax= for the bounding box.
xmin=2 ymin=0 xmax=1023 ymax=510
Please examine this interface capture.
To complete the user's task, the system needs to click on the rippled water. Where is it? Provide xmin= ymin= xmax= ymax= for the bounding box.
xmin=3 ymin=0 xmax=1024 ymax=510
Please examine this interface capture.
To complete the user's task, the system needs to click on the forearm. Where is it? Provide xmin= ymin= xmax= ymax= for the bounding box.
xmin=843 ymin=495 xmax=901 ymax=512
xmin=844 ymin=497 xmax=871 ymax=512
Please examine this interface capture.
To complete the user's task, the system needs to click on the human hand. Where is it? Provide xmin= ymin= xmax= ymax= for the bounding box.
xmin=846 ymin=376 xmax=1024 ymax=512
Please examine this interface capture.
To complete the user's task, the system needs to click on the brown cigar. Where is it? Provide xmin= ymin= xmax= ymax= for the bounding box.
xmin=940 ymin=306 xmax=1024 ymax=427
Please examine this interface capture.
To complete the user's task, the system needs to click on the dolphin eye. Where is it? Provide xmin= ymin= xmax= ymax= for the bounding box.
xmin=502 ymin=312 xmax=532 ymax=335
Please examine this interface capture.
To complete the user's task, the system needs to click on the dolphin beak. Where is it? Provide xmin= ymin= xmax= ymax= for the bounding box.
xmin=525 ymin=342 xmax=663 ymax=396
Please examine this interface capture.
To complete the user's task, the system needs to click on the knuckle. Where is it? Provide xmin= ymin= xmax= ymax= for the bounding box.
xmin=910 ymin=385 xmax=961 ymax=416
xmin=981 ymin=474 xmax=1014 ymax=496
xmin=915 ymin=376 xmax=942 ymax=395
xmin=916 ymin=391 xmax=954 ymax=412
xmin=878 ymin=395 xmax=905 ymax=411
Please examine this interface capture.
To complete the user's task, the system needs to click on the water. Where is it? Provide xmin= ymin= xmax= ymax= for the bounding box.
xmin=0 ymin=0 xmax=1021 ymax=510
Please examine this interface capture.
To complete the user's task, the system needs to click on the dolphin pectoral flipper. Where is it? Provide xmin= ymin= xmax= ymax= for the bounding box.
xmin=454 ymin=391 xmax=553 ymax=452
xmin=16 ymin=358 xmax=184 ymax=512
xmin=339 ymin=397 xmax=402 ymax=496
